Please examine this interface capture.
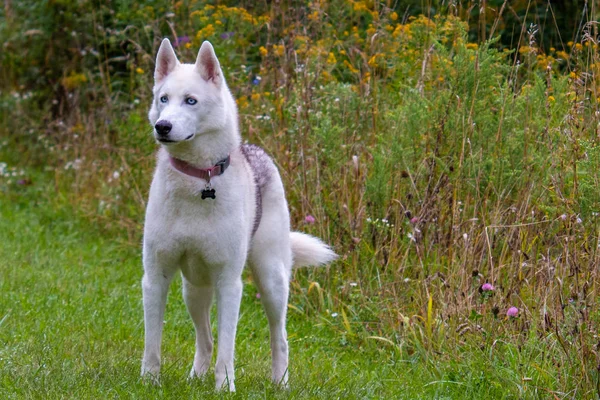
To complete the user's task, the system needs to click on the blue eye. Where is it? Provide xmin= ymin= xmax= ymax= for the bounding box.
xmin=160 ymin=96 xmax=168 ymax=103
xmin=185 ymin=98 xmax=197 ymax=105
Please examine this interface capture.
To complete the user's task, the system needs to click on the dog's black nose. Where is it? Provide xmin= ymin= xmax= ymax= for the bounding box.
xmin=155 ymin=120 xmax=172 ymax=136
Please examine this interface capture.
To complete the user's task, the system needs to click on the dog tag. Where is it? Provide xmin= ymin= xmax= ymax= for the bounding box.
xmin=201 ymin=188 xmax=216 ymax=199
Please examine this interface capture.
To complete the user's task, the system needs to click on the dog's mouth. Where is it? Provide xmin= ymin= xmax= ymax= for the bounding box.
xmin=156 ymin=134 xmax=195 ymax=144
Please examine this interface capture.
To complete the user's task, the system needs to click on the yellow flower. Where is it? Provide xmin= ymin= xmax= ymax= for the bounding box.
xmin=390 ymin=12 xmax=398 ymax=21
xmin=353 ymin=1 xmax=368 ymax=12
xmin=251 ymin=93 xmax=261 ymax=102
xmin=575 ymin=43 xmax=583 ymax=51
xmin=236 ymin=97 xmax=249 ymax=109
xmin=272 ymin=44 xmax=285 ymax=57
xmin=569 ymin=72 xmax=577 ymax=79
xmin=135 ymin=67 xmax=144 ymax=74
xmin=366 ymin=25 xmax=376 ymax=37
xmin=327 ymin=52 xmax=337 ymax=65
xmin=61 ymin=72 xmax=88 ymax=90
xmin=567 ymin=41 xmax=574 ymax=47
xmin=548 ymin=95 xmax=555 ymax=102
xmin=519 ymin=46 xmax=535 ymax=54
xmin=466 ymin=43 xmax=478 ymax=50
xmin=344 ymin=60 xmax=359 ymax=74
xmin=259 ymin=46 xmax=268 ymax=56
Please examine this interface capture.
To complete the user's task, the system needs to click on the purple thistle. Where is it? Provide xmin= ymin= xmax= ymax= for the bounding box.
xmin=506 ymin=306 xmax=519 ymax=317
xmin=305 ymin=215 xmax=316 ymax=224
xmin=481 ymin=283 xmax=494 ymax=291
xmin=174 ymin=36 xmax=190 ymax=48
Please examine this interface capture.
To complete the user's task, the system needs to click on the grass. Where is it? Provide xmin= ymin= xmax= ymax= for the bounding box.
xmin=0 ymin=168 xmax=433 ymax=398
xmin=0 ymin=150 xmax=597 ymax=399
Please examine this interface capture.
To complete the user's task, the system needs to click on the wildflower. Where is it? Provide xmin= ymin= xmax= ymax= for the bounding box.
xmin=135 ymin=67 xmax=144 ymax=74
xmin=305 ymin=215 xmax=316 ymax=224
xmin=410 ymin=217 xmax=419 ymax=224
xmin=466 ymin=43 xmax=478 ymax=50
xmin=256 ymin=293 xmax=261 ymax=299
xmin=174 ymin=35 xmax=190 ymax=47
xmin=259 ymin=46 xmax=268 ymax=57
xmin=220 ymin=32 xmax=234 ymax=40
xmin=252 ymin=76 xmax=261 ymax=85
xmin=331 ymin=312 xmax=338 ymax=318
xmin=548 ymin=95 xmax=555 ymax=102
xmin=272 ymin=44 xmax=285 ymax=57
xmin=506 ymin=306 xmax=519 ymax=317
xmin=560 ymin=214 xmax=567 ymax=221
xmin=481 ymin=283 xmax=494 ymax=291
xmin=327 ymin=52 xmax=337 ymax=65
xmin=390 ymin=11 xmax=398 ymax=21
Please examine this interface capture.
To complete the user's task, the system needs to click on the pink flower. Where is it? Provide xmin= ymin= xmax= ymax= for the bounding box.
xmin=506 ymin=306 xmax=519 ymax=317
xmin=410 ymin=217 xmax=419 ymax=224
xmin=256 ymin=293 xmax=261 ymax=299
xmin=481 ymin=283 xmax=494 ymax=291
xmin=305 ymin=215 xmax=316 ymax=224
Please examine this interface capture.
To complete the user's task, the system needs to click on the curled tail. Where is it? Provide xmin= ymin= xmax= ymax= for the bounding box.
xmin=290 ymin=232 xmax=337 ymax=268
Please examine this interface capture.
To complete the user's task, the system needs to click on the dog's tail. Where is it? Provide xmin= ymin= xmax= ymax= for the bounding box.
xmin=290 ymin=232 xmax=337 ymax=268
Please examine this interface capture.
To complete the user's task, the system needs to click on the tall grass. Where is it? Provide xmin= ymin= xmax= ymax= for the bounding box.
xmin=1 ymin=0 xmax=600 ymax=397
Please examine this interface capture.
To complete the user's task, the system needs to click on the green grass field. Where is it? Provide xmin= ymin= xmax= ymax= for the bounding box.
xmin=0 ymin=170 xmax=448 ymax=399
xmin=1 ymin=152 xmax=596 ymax=399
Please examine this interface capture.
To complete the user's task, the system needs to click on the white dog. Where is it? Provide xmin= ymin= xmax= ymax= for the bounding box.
xmin=141 ymin=39 xmax=337 ymax=391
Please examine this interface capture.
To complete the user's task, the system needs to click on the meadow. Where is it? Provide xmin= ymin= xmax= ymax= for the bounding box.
xmin=1 ymin=1 xmax=600 ymax=398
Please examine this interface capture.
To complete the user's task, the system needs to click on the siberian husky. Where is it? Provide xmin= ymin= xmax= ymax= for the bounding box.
xmin=141 ymin=39 xmax=337 ymax=391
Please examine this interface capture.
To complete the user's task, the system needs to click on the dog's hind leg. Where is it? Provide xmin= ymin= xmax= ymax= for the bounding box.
xmin=250 ymin=255 xmax=291 ymax=387
xmin=182 ymin=278 xmax=214 ymax=379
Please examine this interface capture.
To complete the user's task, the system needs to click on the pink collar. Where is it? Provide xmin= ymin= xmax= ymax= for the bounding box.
xmin=169 ymin=155 xmax=230 ymax=182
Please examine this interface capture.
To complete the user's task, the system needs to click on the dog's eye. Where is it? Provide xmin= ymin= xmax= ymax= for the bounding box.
xmin=185 ymin=98 xmax=197 ymax=105
xmin=160 ymin=96 xmax=168 ymax=103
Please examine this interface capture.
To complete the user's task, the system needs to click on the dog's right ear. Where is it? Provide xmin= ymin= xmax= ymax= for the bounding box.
xmin=154 ymin=38 xmax=179 ymax=83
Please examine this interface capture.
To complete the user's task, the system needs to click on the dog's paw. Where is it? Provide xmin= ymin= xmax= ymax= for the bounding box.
xmin=273 ymin=371 xmax=289 ymax=389
xmin=215 ymin=376 xmax=236 ymax=392
xmin=141 ymin=364 xmax=161 ymax=385
xmin=188 ymin=365 xmax=210 ymax=380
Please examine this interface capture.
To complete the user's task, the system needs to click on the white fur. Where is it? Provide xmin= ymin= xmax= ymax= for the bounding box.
xmin=141 ymin=39 xmax=337 ymax=391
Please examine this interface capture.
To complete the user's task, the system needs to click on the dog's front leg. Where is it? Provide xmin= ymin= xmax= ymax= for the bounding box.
xmin=141 ymin=267 xmax=175 ymax=381
xmin=214 ymin=275 xmax=243 ymax=392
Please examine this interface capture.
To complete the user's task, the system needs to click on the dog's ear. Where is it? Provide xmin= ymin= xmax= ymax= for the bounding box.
xmin=154 ymin=38 xmax=179 ymax=83
xmin=195 ymin=41 xmax=222 ymax=85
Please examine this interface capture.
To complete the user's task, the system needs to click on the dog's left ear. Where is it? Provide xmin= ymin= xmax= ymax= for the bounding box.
xmin=195 ymin=41 xmax=222 ymax=85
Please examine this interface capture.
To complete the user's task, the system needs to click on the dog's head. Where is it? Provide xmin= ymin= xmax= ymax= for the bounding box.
xmin=148 ymin=39 xmax=234 ymax=146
